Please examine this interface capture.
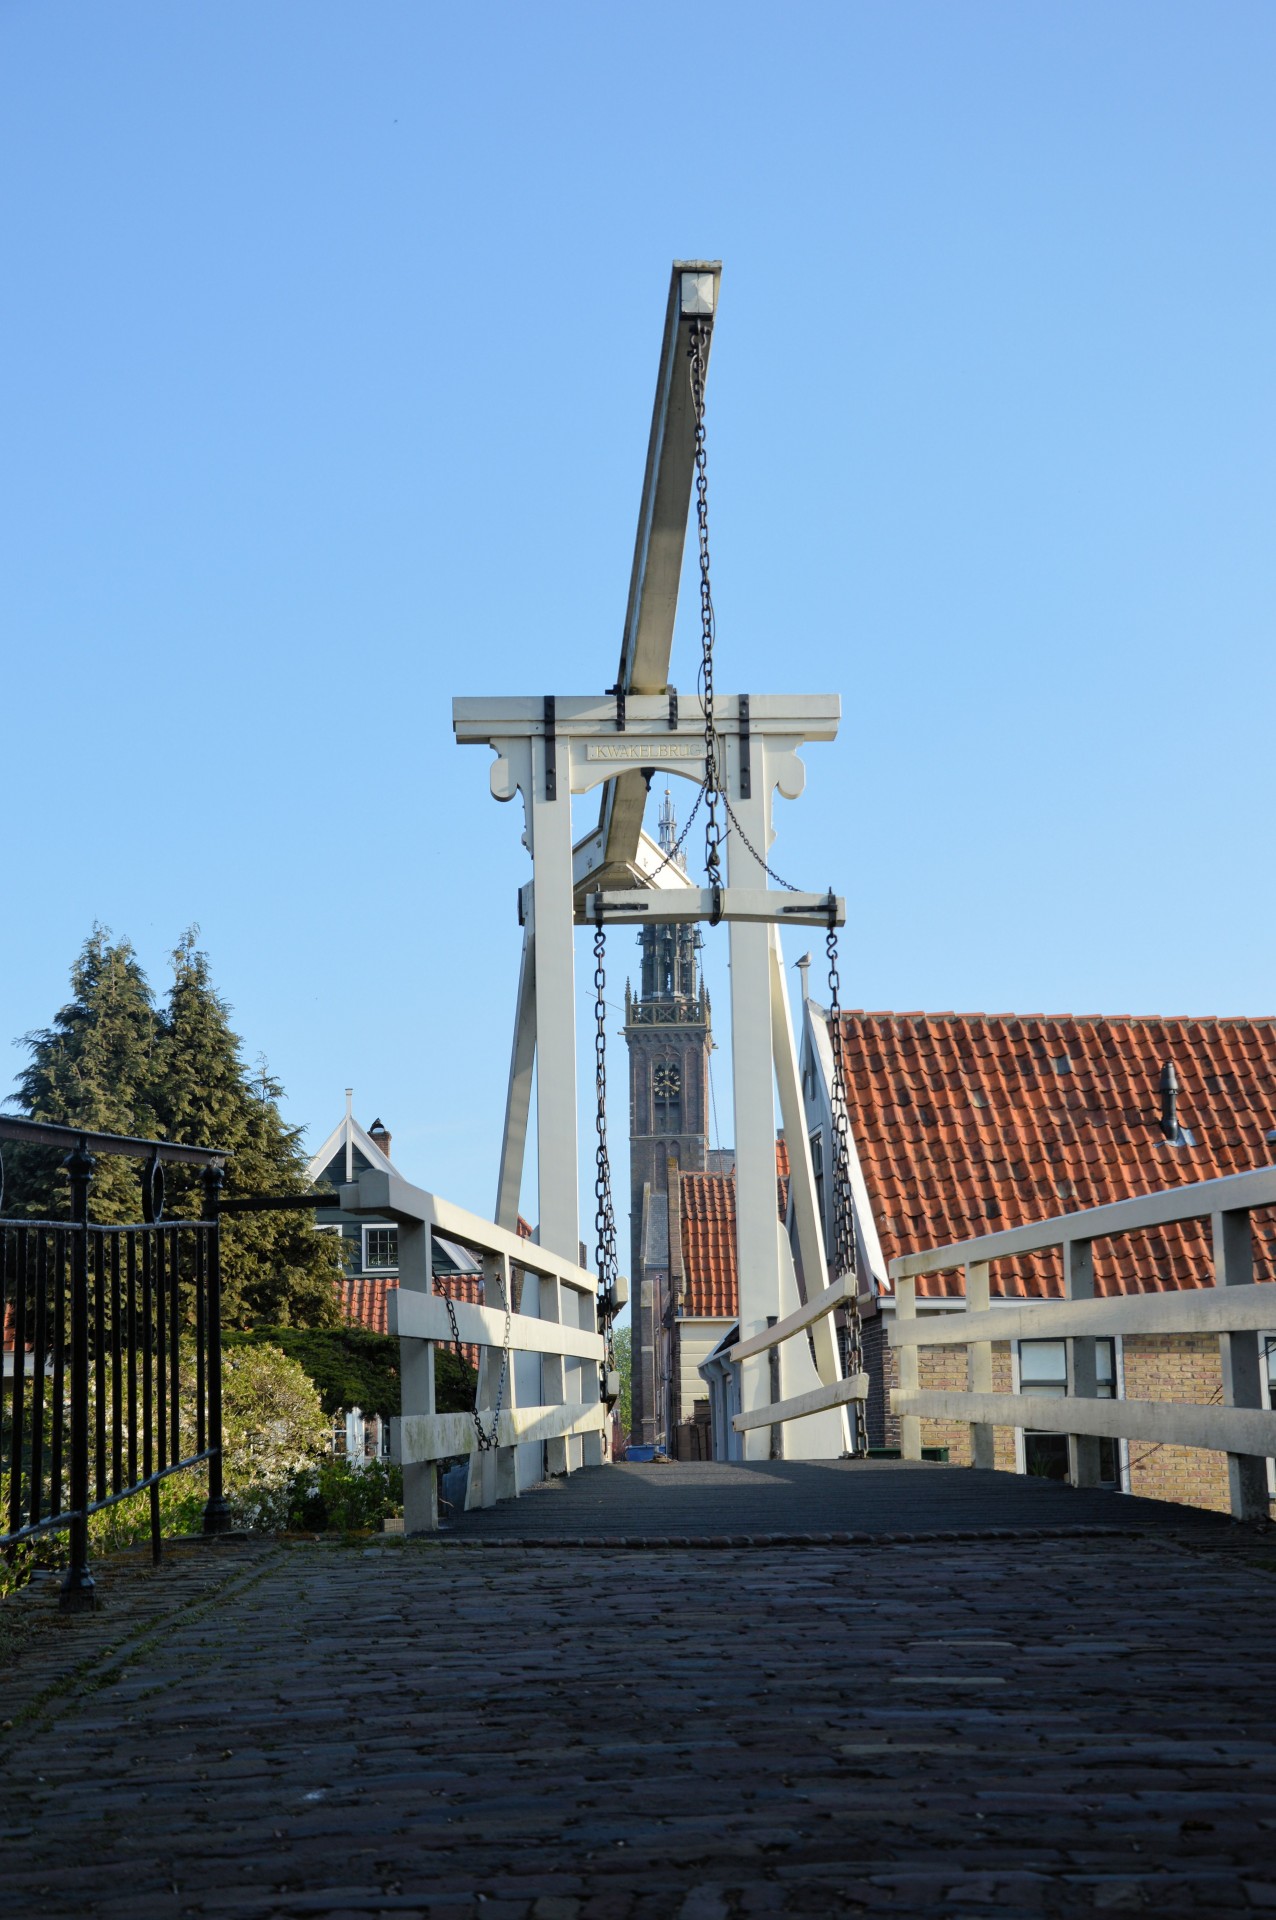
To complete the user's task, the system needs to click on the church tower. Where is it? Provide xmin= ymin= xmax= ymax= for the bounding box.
xmin=625 ymin=790 xmax=713 ymax=1446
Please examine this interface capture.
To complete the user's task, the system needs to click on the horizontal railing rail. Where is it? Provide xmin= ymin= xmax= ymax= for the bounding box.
xmin=726 ymin=1272 xmax=865 ymax=1447
xmin=340 ymin=1169 xmax=608 ymax=1529
xmin=889 ymin=1164 xmax=1276 ymax=1280
xmin=886 ymin=1164 xmax=1276 ymax=1520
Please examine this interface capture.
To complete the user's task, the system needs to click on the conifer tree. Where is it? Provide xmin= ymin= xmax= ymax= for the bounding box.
xmin=154 ymin=931 xmax=342 ymax=1329
xmin=6 ymin=926 xmax=342 ymax=1328
xmin=5 ymin=926 xmax=160 ymax=1221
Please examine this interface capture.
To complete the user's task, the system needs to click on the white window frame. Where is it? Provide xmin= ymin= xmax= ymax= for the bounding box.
xmin=1013 ymin=1334 xmax=1124 ymax=1488
xmin=362 ymin=1224 xmax=399 ymax=1272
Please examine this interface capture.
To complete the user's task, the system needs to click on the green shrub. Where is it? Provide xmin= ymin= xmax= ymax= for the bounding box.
xmin=287 ymin=1455 xmax=403 ymax=1533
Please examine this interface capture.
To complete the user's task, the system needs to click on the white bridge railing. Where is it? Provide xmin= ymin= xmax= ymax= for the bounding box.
xmin=887 ymin=1165 xmax=1276 ymax=1520
xmin=339 ymin=1169 xmax=608 ymax=1531
xmin=728 ymin=1271 xmax=867 ymax=1450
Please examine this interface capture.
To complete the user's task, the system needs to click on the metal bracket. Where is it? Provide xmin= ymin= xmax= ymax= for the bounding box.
xmin=739 ymin=693 xmax=752 ymax=800
xmin=668 ymin=686 xmax=679 ymax=730
xmin=544 ymin=695 xmax=557 ymax=800
xmin=605 ymin=682 xmax=627 ymax=732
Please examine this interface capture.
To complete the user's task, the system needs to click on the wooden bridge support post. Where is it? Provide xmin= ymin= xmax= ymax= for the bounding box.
xmin=398 ymin=1217 xmax=438 ymax=1534
xmin=1213 ymin=1207 xmax=1269 ymax=1521
xmin=530 ymin=729 xmax=583 ymax=1477
xmin=965 ymin=1262 xmax=995 ymax=1471
xmin=1064 ymin=1238 xmax=1102 ymax=1488
xmin=726 ymin=759 xmax=786 ymax=1460
xmin=467 ymin=1251 xmax=519 ymax=1510
xmin=895 ymin=1276 xmax=921 ymax=1460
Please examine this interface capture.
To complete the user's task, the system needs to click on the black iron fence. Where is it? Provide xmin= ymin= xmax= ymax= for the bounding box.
xmin=1 ymin=1117 xmax=232 ymax=1610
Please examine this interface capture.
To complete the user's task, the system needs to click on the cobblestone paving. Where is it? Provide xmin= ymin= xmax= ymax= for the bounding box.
xmin=4 ymin=1513 xmax=1276 ymax=1917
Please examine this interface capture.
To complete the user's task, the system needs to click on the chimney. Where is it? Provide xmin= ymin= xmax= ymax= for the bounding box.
xmin=1158 ymin=1063 xmax=1180 ymax=1143
xmin=369 ymin=1117 xmax=393 ymax=1161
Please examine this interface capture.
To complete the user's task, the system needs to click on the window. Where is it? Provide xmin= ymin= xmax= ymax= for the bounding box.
xmin=1020 ymin=1338 xmax=1118 ymax=1485
xmin=317 ymin=1223 xmax=356 ymax=1273
xmin=363 ymin=1226 xmax=399 ymax=1271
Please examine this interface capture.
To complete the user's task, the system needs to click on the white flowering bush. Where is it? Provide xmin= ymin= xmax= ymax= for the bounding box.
xmin=220 ymin=1341 xmax=330 ymax=1530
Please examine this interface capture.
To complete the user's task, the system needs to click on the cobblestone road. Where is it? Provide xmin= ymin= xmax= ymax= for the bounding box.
xmin=4 ymin=1471 xmax=1276 ymax=1917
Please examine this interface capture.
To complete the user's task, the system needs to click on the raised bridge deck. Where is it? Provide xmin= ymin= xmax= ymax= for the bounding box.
xmin=4 ymin=1462 xmax=1276 ymax=1917
xmin=442 ymin=1457 xmax=1251 ymax=1546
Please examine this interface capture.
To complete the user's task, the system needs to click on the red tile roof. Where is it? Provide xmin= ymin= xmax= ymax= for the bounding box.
xmin=833 ymin=1011 xmax=1276 ymax=1300
xmin=341 ymin=1274 xmax=484 ymax=1366
xmin=679 ymin=1141 xmax=790 ymax=1319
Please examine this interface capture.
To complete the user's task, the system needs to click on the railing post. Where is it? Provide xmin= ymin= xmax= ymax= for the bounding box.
xmin=60 ymin=1140 xmax=97 ymax=1611
xmin=767 ymin=1316 xmax=782 ymax=1461
xmin=1212 ymin=1207 xmax=1269 ymax=1521
xmin=965 ymin=1261 xmax=995 ymax=1471
xmin=896 ymin=1276 xmax=921 ymax=1460
xmin=1064 ymin=1237 xmax=1102 ymax=1487
xmin=201 ymin=1165 xmax=232 ymax=1534
xmin=397 ymin=1215 xmax=439 ymax=1533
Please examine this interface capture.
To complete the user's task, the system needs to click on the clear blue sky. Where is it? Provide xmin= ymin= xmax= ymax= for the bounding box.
xmin=3 ymin=2 xmax=1273 ymax=1233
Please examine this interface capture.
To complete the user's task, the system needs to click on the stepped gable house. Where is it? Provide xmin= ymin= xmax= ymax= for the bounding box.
xmin=795 ymin=1005 xmax=1276 ymax=1511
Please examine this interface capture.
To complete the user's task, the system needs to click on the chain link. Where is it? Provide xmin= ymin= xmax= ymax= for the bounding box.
xmin=719 ymin=791 xmax=801 ymax=892
xmin=825 ymin=921 xmax=868 ymax=1456
xmin=689 ymin=319 xmax=724 ymax=890
xmin=444 ymin=1283 xmax=511 ymax=1454
xmin=593 ymin=917 xmax=620 ymax=1409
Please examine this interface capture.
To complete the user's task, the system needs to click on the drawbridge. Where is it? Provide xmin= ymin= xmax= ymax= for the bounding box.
xmin=338 ymin=263 xmax=870 ymax=1530
xmin=338 ymin=263 xmax=1276 ymax=1539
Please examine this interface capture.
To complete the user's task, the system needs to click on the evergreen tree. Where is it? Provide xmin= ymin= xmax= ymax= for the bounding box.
xmin=6 ymin=926 xmax=342 ymax=1328
xmin=5 ymin=926 xmax=160 ymax=1221
xmin=154 ymin=931 xmax=342 ymax=1329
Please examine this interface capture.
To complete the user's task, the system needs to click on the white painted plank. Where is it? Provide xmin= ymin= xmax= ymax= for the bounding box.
xmin=889 ymin=1166 xmax=1276 ymax=1280
xmin=340 ymin=1168 xmax=597 ymax=1296
xmin=397 ymin=1399 xmax=606 ymax=1465
xmin=390 ymin=1290 xmax=604 ymax=1360
xmin=888 ymin=1279 xmax=1276 ymax=1349
xmin=891 ymin=1388 xmax=1276 ymax=1458
xmin=731 ymin=1273 xmax=856 ymax=1362
xmin=732 ymin=1373 xmax=868 ymax=1433
xmin=581 ymin=888 xmax=844 ymax=929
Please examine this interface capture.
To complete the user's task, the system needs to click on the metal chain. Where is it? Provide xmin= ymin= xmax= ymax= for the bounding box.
xmin=825 ymin=920 xmax=867 ymax=1455
xmin=593 ymin=916 xmax=620 ymax=1408
xmin=689 ymin=319 xmax=723 ymax=890
xmin=720 ymin=791 xmax=801 ymax=892
xmin=445 ymin=1285 xmax=510 ymax=1454
xmin=643 ymin=780 xmax=704 ymax=883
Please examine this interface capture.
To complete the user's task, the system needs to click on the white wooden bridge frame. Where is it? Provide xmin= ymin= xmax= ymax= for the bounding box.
xmin=454 ymin=690 xmax=855 ymax=1460
xmin=887 ymin=1164 xmax=1276 ymax=1520
xmin=339 ymin=1167 xmax=605 ymax=1531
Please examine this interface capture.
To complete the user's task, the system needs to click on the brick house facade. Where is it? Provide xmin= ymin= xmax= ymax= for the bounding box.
xmin=795 ymin=1008 xmax=1276 ymax=1515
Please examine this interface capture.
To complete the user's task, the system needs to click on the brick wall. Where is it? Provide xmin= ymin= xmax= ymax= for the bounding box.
xmin=867 ymin=1315 xmax=1240 ymax=1515
xmin=868 ymin=1317 xmax=1014 ymax=1467
xmin=1122 ymin=1333 xmax=1230 ymax=1515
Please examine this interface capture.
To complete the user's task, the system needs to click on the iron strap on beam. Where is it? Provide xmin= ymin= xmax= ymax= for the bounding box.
xmin=544 ymin=694 xmax=557 ymax=801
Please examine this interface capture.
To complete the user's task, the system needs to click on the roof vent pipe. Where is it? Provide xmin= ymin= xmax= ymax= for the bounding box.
xmin=1159 ymin=1061 xmax=1180 ymax=1143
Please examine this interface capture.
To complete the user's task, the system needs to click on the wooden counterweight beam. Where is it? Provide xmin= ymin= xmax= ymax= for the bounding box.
xmin=594 ymin=262 xmax=721 ymax=888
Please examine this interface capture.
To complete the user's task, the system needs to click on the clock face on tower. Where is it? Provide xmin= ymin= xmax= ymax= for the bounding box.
xmin=653 ymin=1062 xmax=681 ymax=1099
